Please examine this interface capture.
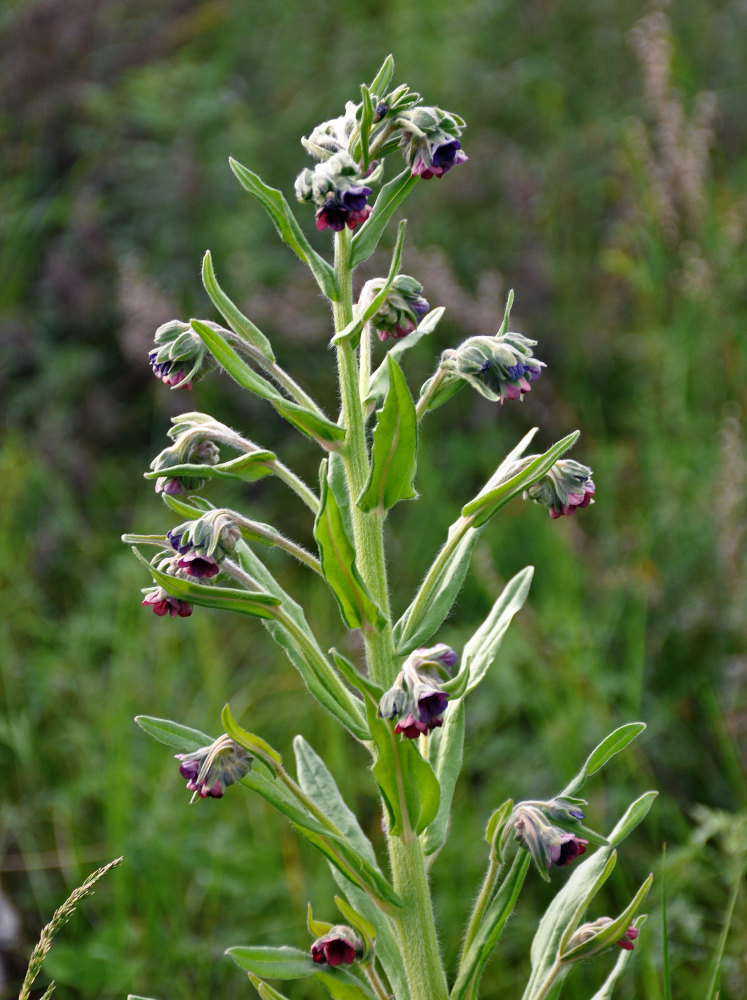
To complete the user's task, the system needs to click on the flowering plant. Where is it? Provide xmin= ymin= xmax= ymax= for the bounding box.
xmin=124 ymin=56 xmax=655 ymax=1000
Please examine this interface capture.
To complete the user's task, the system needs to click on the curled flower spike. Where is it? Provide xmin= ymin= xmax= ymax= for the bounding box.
xmin=315 ymin=187 xmax=371 ymax=232
xmin=152 ymin=438 xmax=220 ymax=497
xmin=523 ymin=458 xmax=595 ymax=519
xmin=397 ymin=106 xmax=467 ymax=179
xmin=378 ymin=645 xmax=456 ymax=739
xmin=362 ymin=274 xmax=430 ymax=342
xmin=141 ymin=587 xmax=192 ymax=618
xmin=175 ymin=734 xmax=252 ymax=802
xmin=295 ymin=151 xmax=372 ymax=232
xmin=439 ymin=329 xmax=545 ymax=404
xmin=310 ymin=926 xmax=362 ymax=966
xmin=148 ymin=319 xmax=215 ymax=389
xmin=509 ymin=803 xmax=588 ymax=877
xmin=166 ymin=511 xmax=241 ymax=578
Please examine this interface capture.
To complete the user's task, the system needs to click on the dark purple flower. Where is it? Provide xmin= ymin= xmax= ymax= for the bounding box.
xmin=394 ymin=712 xmax=428 ymax=739
xmin=142 ymin=590 xmax=193 ymax=618
xmin=315 ymin=186 xmax=372 ymax=232
xmin=415 ymin=686 xmax=449 ymax=725
xmin=549 ymin=833 xmax=589 ymax=867
xmin=176 ymin=735 xmax=252 ymax=801
xmin=412 ymin=139 xmax=468 ymax=179
xmin=617 ymin=926 xmax=639 ymax=951
xmin=167 ymin=528 xmax=191 ymax=554
xmin=176 ymin=550 xmax=221 ymax=578
xmin=524 ymin=459 xmax=595 ymax=519
xmin=148 ymin=352 xmax=193 ymax=390
xmin=310 ymin=927 xmax=361 ymax=966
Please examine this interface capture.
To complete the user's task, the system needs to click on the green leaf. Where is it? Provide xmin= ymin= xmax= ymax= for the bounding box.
xmin=445 ymin=566 xmax=534 ymax=696
xmin=227 ymin=945 xmax=314 ymax=980
xmin=485 ymin=799 xmax=515 ymax=857
xmin=358 ymin=355 xmax=418 ymax=513
xmin=607 ymin=791 xmax=658 ymax=847
xmin=560 ymin=874 xmax=653 ymax=960
xmin=293 ymin=736 xmax=378 ymax=867
xmin=162 ymin=493 xmax=214 ymax=519
xmin=144 ymin=451 xmax=277 ymax=485
xmin=235 ymin=542 xmax=369 ymax=741
xmin=313 ymin=969 xmax=376 ymax=1000
xmin=329 ymin=648 xmax=383 ymax=701
xmin=462 ymin=431 xmax=580 ymax=528
xmin=333 ymin=221 xmax=407 ymax=347
xmin=228 ymin=158 xmax=338 ymax=301
xmin=421 ymin=698 xmax=465 ymax=856
xmin=366 ymin=307 xmax=445 ymax=410
xmin=367 ymin=700 xmax=440 ymax=836
xmin=247 ymin=974 xmax=294 ymax=1000
xmin=521 ymin=848 xmax=617 ymax=1000
xmin=367 ymin=54 xmax=394 ymax=96
xmin=587 ymin=919 xmax=646 ymax=1000
xmin=334 ymin=895 xmax=376 ymax=962
xmin=202 ymin=250 xmax=274 ymax=360
xmin=307 ymin=903 xmax=334 ymax=938
xmin=393 ymin=524 xmax=482 ymax=654
xmin=357 ymin=83 xmax=374 ymax=171
xmin=314 ymin=462 xmax=387 ymax=631
xmin=451 ymin=852 xmax=531 ymax=1000
xmin=351 ymin=169 xmax=419 ymax=268
xmin=134 ymin=715 xmax=212 ymax=753
xmin=222 ymin=704 xmax=283 ymax=766
xmin=561 ymin=723 xmax=647 ymax=797
xmin=131 ymin=547 xmax=282 ymax=619
xmin=191 ymin=319 xmax=345 ymax=447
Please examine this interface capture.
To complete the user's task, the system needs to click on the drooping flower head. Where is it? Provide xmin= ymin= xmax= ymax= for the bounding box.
xmin=295 ymin=151 xmax=372 ymax=232
xmin=148 ymin=319 xmax=216 ymax=390
xmin=397 ymin=106 xmax=467 ymax=179
xmin=151 ymin=437 xmax=220 ymax=497
xmin=360 ymin=274 xmax=430 ymax=342
xmin=439 ymin=329 xmax=545 ymax=404
xmin=165 ymin=511 xmax=241 ymax=579
xmin=564 ymin=917 xmax=641 ymax=958
xmin=378 ymin=644 xmax=457 ymax=739
xmin=524 ymin=459 xmax=595 ymax=519
xmin=175 ymin=734 xmax=252 ymax=802
xmin=310 ymin=926 xmax=362 ymax=967
xmin=141 ymin=587 xmax=193 ymax=618
xmin=507 ymin=803 xmax=589 ymax=878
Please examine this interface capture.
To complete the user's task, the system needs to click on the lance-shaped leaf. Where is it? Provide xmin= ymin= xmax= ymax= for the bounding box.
xmin=461 ymin=431 xmax=580 ymax=528
xmin=132 ymin=547 xmax=281 ymax=619
xmin=144 ymin=450 xmax=277 ymax=486
xmin=229 ymin=158 xmax=338 ymax=301
xmin=235 ymin=542 xmax=369 ymax=741
xmin=367 ymin=54 xmax=394 ymax=99
xmin=358 ymin=355 xmax=418 ymax=513
xmin=227 ymin=946 xmax=315 ymax=980
xmin=334 ymin=895 xmax=377 ymax=963
xmin=561 ymin=723 xmax=647 ymax=798
xmin=443 ymin=566 xmax=534 ymax=698
xmin=393 ymin=523 xmax=482 ymax=654
xmin=366 ymin=306 xmax=445 ymax=410
xmin=587 ymin=916 xmax=647 ymax=1000
xmin=135 ymin=715 xmax=212 ymax=753
xmin=202 ymin=250 xmax=274 ymax=360
xmin=247 ymin=973 xmax=293 ymax=1000
xmin=191 ymin=319 xmax=345 ymax=448
xmin=332 ymin=221 xmax=407 ymax=347
xmin=293 ymin=736 xmax=378 ymax=868
xmin=314 ymin=462 xmax=386 ymax=631
xmin=366 ymin=700 xmax=440 ymax=837
xmin=222 ymin=704 xmax=283 ymax=767
xmin=421 ymin=697 xmax=465 ymax=856
xmin=559 ymin=875 xmax=653 ymax=961
xmin=451 ymin=853 xmax=532 ymax=1000
xmin=351 ymin=168 xmax=419 ymax=268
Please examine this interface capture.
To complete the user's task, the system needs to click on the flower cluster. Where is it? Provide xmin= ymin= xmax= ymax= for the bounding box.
xmin=378 ymin=644 xmax=456 ymax=738
xmin=362 ymin=274 xmax=430 ymax=342
xmin=151 ymin=438 xmax=220 ymax=497
xmin=503 ymin=800 xmax=589 ymax=877
xmin=141 ymin=587 xmax=193 ymax=618
xmin=294 ymin=151 xmax=372 ymax=232
xmin=439 ymin=328 xmax=545 ymax=404
xmin=310 ymin=926 xmax=362 ymax=967
xmin=166 ymin=511 xmax=241 ymax=579
xmin=148 ymin=319 xmax=215 ymax=390
xmin=397 ymin=106 xmax=468 ymax=179
xmin=566 ymin=917 xmax=641 ymax=953
xmin=175 ymin=734 xmax=252 ymax=801
xmin=524 ymin=459 xmax=595 ymax=519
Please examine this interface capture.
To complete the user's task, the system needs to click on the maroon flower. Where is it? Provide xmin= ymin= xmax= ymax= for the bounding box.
xmin=616 ymin=925 xmax=639 ymax=951
xmin=176 ymin=550 xmax=220 ymax=578
xmin=549 ymin=833 xmax=589 ymax=867
xmin=175 ymin=735 xmax=252 ymax=801
xmin=310 ymin=927 xmax=361 ymax=966
xmin=415 ymin=686 xmax=449 ymax=725
xmin=315 ymin=186 xmax=372 ymax=232
xmin=394 ymin=712 xmax=428 ymax=739
xmin=412 ymin=138 xmax=468 ymax=179
xmin=142 ymin=590 xmax=192 ymax=618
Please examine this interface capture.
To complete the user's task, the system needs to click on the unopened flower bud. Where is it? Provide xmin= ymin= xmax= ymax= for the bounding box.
xmin=301 ymin=102 xmax=358 ymax=161
xmin=151 ymin=436 xmax=220 ymax=496
xmin=565 ymin=918 xmax=640 ymax=956
xmin=523 ymin=459 xmax=595 ymax=519
xmin=510 ymin=803 xmax=588 ymax=875
xmin=148 ymin=319 xmax=215 ymax=389
xmin=363 ymin=274 xmax=429 ymax=342
xmin=310 ymin=925 xmax=362 ymax=966
xmin=397 ymin=106 xmax=467 ymax=179
xmin=378 ymin=673 xmax=409 ymax=720
xmin=166 ymin=511 xmax=239 ymax=577
xmin=175 ymin=734 xmax=252 ymax=801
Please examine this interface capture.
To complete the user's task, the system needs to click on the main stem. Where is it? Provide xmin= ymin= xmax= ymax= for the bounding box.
xmin=333 ymin=230 xmax=449 ymax=1000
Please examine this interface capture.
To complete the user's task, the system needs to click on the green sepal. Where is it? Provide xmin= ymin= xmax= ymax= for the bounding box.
xmin=367 ymin=54 xmax=394 ymax=98
xmin=451 ymin=852 xmax=532 ymax=1000
xmin=587 ymin=916 xmax=647 ymax=1000
xmin=462 ymin=431 xmax=580 ymax=528
xmin=366 ymin=307 xmax=445 ymax=410
xmin=357 ymin=83 xmax=375 ymax=175
xmin=358 ymin=354 xmax=418 ymax=513
xmin=418 ymin=371 xmax=466 ymax=412
xmin=144 ymin=451 xmax=277 ymax=485
xmin=351 ymin=169 xmax=419 ymax=268
xmin=393 ymin=524 xmax=482 ymax=655
xmin=334 ymin=895 xmax=377 ymax=964
xmin=312 ymin=969 xmax=376 ymax=1000
xmin=134 ymin=715 xmax=212 ymax=752
xmin=329 ymin=648 xmax=383 ymax=701
xmin=333 ymin=221 xmax=407 ymax=347
xmin=162 ymin=493 xmax=214 ymax=519
xmin=307 ymin=903 xmax=334 ymax=939
xmin=314 ymin=461 xmax=387 ymax=631
xmin=228 ymin=158 xmax=339 ymax=301
xmin=247 ymin=973 xmax=293 ymax=1000
xmin=607 ymin=791 xmax=658 ymax=847
xmin=443 ymin=566 xmax=534 ymax=697
xmin=131 ymin=547 xmax=281 ymax=619
xmin=227 ymin=946 xmax=314 ymax=980
xmin=293 ymin=736 xmax=379 ymax=868
xmin=202 ymin=250 xmax=275 ymax=360
xmin=221 ymin=704 xmax=283 ymax=767
xmin=421 ymin=697 xmax=465 ymax=856
xmin=559 ymin=875 xmax=653 ymax=961
xmin=485 ymin=799 xmax=515 ymax=858
xmin=191 ymin=319 xmax=345 ymax=448
xmin=366 ymin=699 xmax=440 ymax=837
xmin=560 ymin=723 xmax=647 ymax=798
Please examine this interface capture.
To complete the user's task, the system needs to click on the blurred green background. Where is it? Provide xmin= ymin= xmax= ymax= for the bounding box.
xmin=1 ymin=0 xmax=745 ymax=997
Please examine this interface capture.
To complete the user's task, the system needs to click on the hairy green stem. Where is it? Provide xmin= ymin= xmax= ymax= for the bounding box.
xmin=461 ymin=853 xmax=504 ymax=958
